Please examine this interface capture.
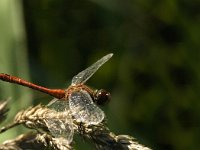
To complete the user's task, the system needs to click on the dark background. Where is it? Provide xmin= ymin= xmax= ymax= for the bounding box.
xmin=18 ymin=0 xmax=200 ymax=149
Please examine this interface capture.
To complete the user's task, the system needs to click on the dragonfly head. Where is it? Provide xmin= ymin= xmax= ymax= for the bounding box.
xmin=93 ymin=89 xmax=111 ymax=105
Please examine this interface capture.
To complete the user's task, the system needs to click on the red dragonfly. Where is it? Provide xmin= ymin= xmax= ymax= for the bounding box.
xmin=0 ymin=53 xmax=113 ymax=144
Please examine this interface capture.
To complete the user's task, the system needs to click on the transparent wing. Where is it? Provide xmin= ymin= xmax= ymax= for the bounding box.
xmin=72 ymin=53 xmax=113 ymax=85
xmin=47 ymin=98 xmax=69 ymax=112
xmin=45 ymin=116 xmax=74 ymax=144
xmin=69 ymin=90 xmax=104 ymax=125
xmin=45 ymin=99 xmax=74 ymax=144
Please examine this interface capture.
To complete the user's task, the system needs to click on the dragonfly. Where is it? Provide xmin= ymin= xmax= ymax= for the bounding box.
xmin=0 ymin=53 xmax=113 ymax=144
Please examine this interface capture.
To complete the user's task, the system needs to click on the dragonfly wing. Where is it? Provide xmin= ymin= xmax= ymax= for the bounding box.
xmin=69 ymin=90 xmax=105 ymax=125
xmin=72 ymin=53 xmax=113 ymax=85
xmin=45 ymin=110 xmax=74 ymax=144
xmin=46 ymin=99 xmax=73 ymax=144
xmin=47 ymin=98 xmax=69 ymax=112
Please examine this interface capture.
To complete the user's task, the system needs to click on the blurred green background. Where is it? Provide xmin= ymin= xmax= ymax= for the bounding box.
xmin=1 ymin=0 xmax=200 ymax=149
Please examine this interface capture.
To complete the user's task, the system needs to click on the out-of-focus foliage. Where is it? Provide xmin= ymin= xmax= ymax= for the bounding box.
xmin=0 ymin=0 xmax=32 ymax=142
xmin=1 ymin=0 xmax=199 ymax=149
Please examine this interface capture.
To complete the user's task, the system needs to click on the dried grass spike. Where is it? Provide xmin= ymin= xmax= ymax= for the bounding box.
xmin=0 ymin=100 xmax=9 ymax=124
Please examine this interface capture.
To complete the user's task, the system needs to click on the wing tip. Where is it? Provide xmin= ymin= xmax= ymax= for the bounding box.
xmin=107 ymin=53 xmax=113 ymax=58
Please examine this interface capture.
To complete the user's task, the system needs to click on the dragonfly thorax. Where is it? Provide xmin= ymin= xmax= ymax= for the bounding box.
xmin=65 ymin=84 xmax=93 ymax=99
xmin=65 ymin=85 xmax=110 ymax=105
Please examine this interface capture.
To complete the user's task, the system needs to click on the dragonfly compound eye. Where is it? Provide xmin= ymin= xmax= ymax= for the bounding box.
xmin=94 ymin=89 xmax=111 ymax=105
